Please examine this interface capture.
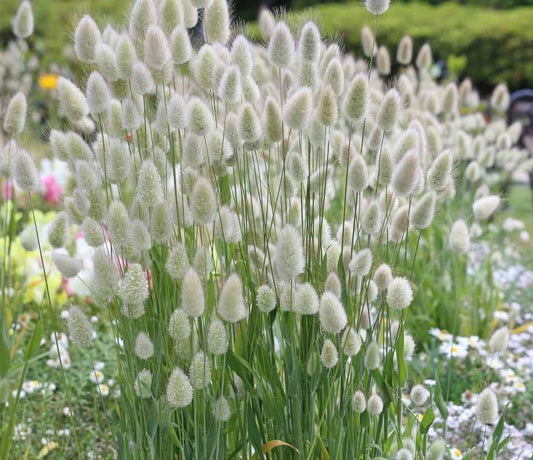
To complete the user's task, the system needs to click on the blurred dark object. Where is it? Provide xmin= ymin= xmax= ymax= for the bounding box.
xmin=433 ymin=60 xmax=449 ymax=82
xmin=508 ymin=89 xmax=533 ymax=211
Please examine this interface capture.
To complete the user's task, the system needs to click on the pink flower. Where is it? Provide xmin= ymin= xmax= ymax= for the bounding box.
xmin=41 ymin=175 xmax=62 ymax=204
xmin=2 ymin=181 xmax=13 ymax=201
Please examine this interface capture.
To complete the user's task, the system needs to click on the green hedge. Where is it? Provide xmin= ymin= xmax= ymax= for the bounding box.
xmin=3 ymin=1 xmax=533 ymax=91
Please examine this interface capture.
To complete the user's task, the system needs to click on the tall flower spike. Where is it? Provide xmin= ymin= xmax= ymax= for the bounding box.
xmin=13 ymin=1 xmax=34 ymax=39
xmin=74 ymin=15 xmax=101 ymax=63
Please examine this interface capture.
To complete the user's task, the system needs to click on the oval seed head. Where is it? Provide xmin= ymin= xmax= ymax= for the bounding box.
xmin=352 ymin=391 xmax=366 ymax=413
xmin=159 ymin=0 xmax=184 ymax=35
xmin=359 ymin=28 xmax=376 ymax=60
xmin=170 ymin=26 xmax=192 ymax=64
xmin=391 ymin=151 xmax=419 ymax=197
xmin=74 ymin=15 xmax=101 ymax=63
xmin=118 ymin=263 xmax=149 ymax=307
xmin=48 ymin=211 xmax=69 ymax=248
xmin=218 ymin=65 xmax=242 ymax=104
xmin=231 ymin=36 xmax=254 ymax=77
xmin=367 ymin=394 xmax=383 ymax=416
xmin=86 ymin=72 xmax=110 ymax=116
xmin=168 ymin=93 xmax=186 ymax=130
xmin=182 ymin=0 xmax=198 ymax=28
xmin=129 ymin=0 xmax=157 ymax=56
xmin=343 ymin=74 xmax=369 ymax=122
xmin=321 ymin=339 xmax=339 ymax=368
xmin=325 ymin=272 xmax=341 ymax=298
xmin=362 ymin=201 xmax=381 ymax=235
xmin=186 ymin=97 xmax=214 ymax=136
xmin=169 ymin=308 xmax=191 ymax=341
xmin=238 ymin=102 xmax=262 ymax=144
xmin=411 ymin=191 xmax=436 ymax=230
xmin=256 ymin=285 xmax=276 ymax=313
xmin=473 ymin=195 xmax=500 ymax=220
xmin=191 ymin=177 xmax=217 ymax=225
xmin=131 ymin=62 xmax=155 ymax=95
xmin=67 ymin=306 xmax=93 ymax=347
xmin=347 ymin=154 xmax=369 ymax=193
xmin=442 ymin=82 xmax=458 ymax=114
xmin=194 ymin=45 xmax=217 ymax=90
xmin=294 ymin=283 xmax=319 ymax=315
xmin=416 ymin=43 xmax=432 ymax=70
xmin=189 ymin=351 xmax=211 ymax=390
xmin=491 ymin=83 xmax=510 ymax=114
xmin=91 ymin=249 xmax=119 ymax=300
xmin=365 ymin=0 xmax=390 ymax=15
xmin=475 ymin=388 xmax=498 ymax=425
xmin=144 ymin=25 xmax=170 ymax=70
xmin=166 ymin=367 xmax=193 ymax=408
xmin=489 ymin=326 xmax=509 ymax=353
xmin=298 ymin=22 xmax=321 ymax=63
xmin=94 ymin=42 xmax=118 ymax=81
xmin=349 ymin=248 xmax=373 ymax=277
xmin=122 ymin=98 xmax=142 ymax=131
xmin=342 ymin=327 xmax=362 ymax=356
xmin=58 ymin=78 xmax=89 ymax=122
xmin=397 ymin=35 xmax=412 ymax=65
xmin=213 ymin=396 xmax=231 ymax=422
xmin=107 ymin=201 xmax=131 ymax=248
xmin=205 ymin=0 xmax=231 ymax=45
xmin=283 ymin=87 xmax=313 ymax=130
xmin=377 ymin=46 xmax=390 ymax=75
xmin=13 ymin=1 xmax=34 ymax=39
xmin=14 ymin=149 xmax=39 ymax=192
xmin=318 ymin=85 xmax=338 ymax=126
xmin=49 ymin=130 xmax=69 ymax=161
xmin=218 ymin=274 xmax=247 ymax=323
xmin=364 ymin=341 xmax=381 ymax=370
xmin=377 ymin=89 xmax=400 ymax=132
xmin=207 ymin=319 xmax=228 ymax=355
xmin=274 ymin=225 xmax=304 ymax=281
xmin=264 ymin=97 xmax=282 ymax=144
xmin=397 ymin=448 xmax=414 ymax=460
xmin=181 ymin=268 xmax=205 ymax=317
xmin=82 ymin=217 xmax=104 ymax=247
xmin=151 ymin=201 xmax=173 ymax=243
xmin=377 ymin=147 xmax=393 ymax=185
xmin=4 ymin=92 xmax=27 ymax=135
xmin=319 ymin=292 xmax=347 ymax=334
xmin=134 ymin=369 xmax=153 ymax=398
xmin=427 ymin=440 xmax=446 ymax=460
xmin=373 ymin=264 xmax=392 ymax=290
xmin=387 ymin=277 xmax=413 ymax=310
xmin=410 ymin=384 xmax=429 ymax=406
xmin=427 ymin=150 xmax=453 ymax=192
xmin=114 ymin=36 xmax=135 ymax=80
xmin=259 ymin=8 xmax=275 ymax=41
xmin=166 ymin=243 xmax=189 ymax=280
xmin=137 ymin=160 xmax=163 ymax=208
xmin=135 ymin=332 xmax=154 ymax=359
xmin=268 ymin=22 xmax=294 ymax=68
xmin=449 ymin=219 xmax=470 ymax=254
xmin=391 ymin=205 xmax=409 ymax=243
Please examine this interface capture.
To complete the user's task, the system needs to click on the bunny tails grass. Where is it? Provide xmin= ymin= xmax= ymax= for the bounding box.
xmin=9 ymin=0 xmax=525 ymax=457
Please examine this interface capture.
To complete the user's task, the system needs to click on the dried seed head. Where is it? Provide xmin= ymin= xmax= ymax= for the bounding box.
xmin=475 ymin=388 xmax=498 ymax=425
xmin=170 ymin=26 xmax=192 ymax=65
xmin=472 ymin=195 xmax=500 ymax=220
xmin=207 ymin=319 xmax=228 ymax=355
xmin=373 ymin=264 xmax=392 ymax=290
xmin=319 ymin=292 xmax=347 ymax=333
xmin=377 ymin=89 xmax=400 ymax=132
xmin=352 ymin=390 xmax=366 ymax=413
xmin=86 ymin=72 xmax=110 ymax=116
xmin=274 ymin=225 xmax=304 ymax=281
xmin=13 ymin=1 xmax=34 ymax=39
xmin=14 ymin=149 xmax=40 ymax=192
xmin=218 ymin=274 xmax=247 ymax=323
xmin=449 ymin=219 xmax=470 ymax=254
xmin=118 ymin=263 xmax=149 ymax=308
xmin=391 ymin=151 xmax=420 ymax=197
xmin=58 ymin=78 xmax=89 ymax=122
xmin=268 ymin=22 xmax=294 ymax=68
xmin=349 ymin=248 xmax=373 ymax=277
xmin=342 ymin=327 xmax=362 ymax=356
xmin=191 ymin=177 xmax=217 ymax=225
xmin=135 ymin=332 xmax=154 ymax=359
xmin=182 ymin=268 xmax=205 ymax=317
xmin=205 ymin=0 xmax=231 ymax=45
xmin=189 ymin=351 xmax=211 ymax=390
xmin=416 ymin=43 xmax=432 ymax=70
xmin=387 ymin=277 xmax=413 ymax=310
xmin=298 ymin=22 xmax=321 ymax=63
xmin=427 ymin=150 xmax=453 ymax=192
xmin=186 ymin=97 xmax=214 ymax=136
xmin=67 ymin=306 xmax=93 ymax=347
xmin=397 ymin=35 xmax=412 ymax=65
xmin=320 ymin=339 xmax=339 ymax=368
xmin=256 ymin=285 xmax=276 ymax=313
xmin=74 ymin=15 xmax=101 ymax=63
xmin=411 ymin=191 xmax=436 ymax=230
xmin=377 ymin=46 xmax=390 ymax=75
xmin=283 ymin=87 xmax=313 ymax=130
xmin=4 ymin=92 xmax=27 ymax=135
xmin=169 ymin=308 xmax=191 ymax=341
xmin=367 ymin=394 xmax=383 ymax=415
xmin=364 ymin=341 xmax=381 ymax=370
xmin=167 ymin=367 xmax=193 ymax=408
xmin=344 ymin=74 xmax=369 ymax=122
xmin=489 ymin=326 xmax=509 ymax=353
xmin=410 ymin=384 xmax=429 ymax=406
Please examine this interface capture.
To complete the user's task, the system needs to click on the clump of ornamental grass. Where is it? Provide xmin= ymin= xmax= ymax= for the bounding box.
xmin=6 ymin=0 xmax=525 ymax=457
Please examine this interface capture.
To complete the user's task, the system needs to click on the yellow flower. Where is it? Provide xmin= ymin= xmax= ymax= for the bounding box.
xmin=38 ymin=73 xmax=59 ymax=91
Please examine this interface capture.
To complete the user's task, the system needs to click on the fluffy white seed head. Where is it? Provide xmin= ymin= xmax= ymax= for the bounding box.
xmin=238 ymin=103 xmax=262 ymax=143
xmin=320 ymin=339 xmax=339 ymax=368
xmin=449 ymin=219 xmax=470 ymax=254
xmin=121 ymin=98 xmax=142 ymax=131
xmin=489 ymin=326 xmax=509 ymax=353
xmin=387 ymin=277 xmax=413 ymax=310
xmin=169 ymin=308 xmax=191 ymax=341
xmin=427 ymin=150 xmax=453 ymax=192
xmin=361 ymin=26 xmax=376 ymax=58
xmin=273 ymin=225 xmax=304 ymax=281
xmin=410 ymin=384 xmax=429 ymax=406
xmin=186 ymin=97 xmax=214 ymax=136
xmin=377 ymin=89 xmax=400 ymax=132
xmin=391 ymin=151 xmax=420 ymax=197
xmin=74 ymin=15 xmax=101 ymax=63
xmin=349 ymin=248 xmax=373 ymax=277
xmin=58 ymin=78 xmax=89 ymax=122
xmin=189 ymin=351 xmax=211 ymax=390
xmin=416 ymin=43 xmax=432 ymax=70
xmin=475 ymin=388 xmax=498 ymax=425
xmin=144 ymin=25 xmax=171 ymax=70
xmin=364 ymin=341 xmax=381 ymax=370
xmin=373 ymin=264 xmax=392 ymax=290
xmin=397 ymin=35 xmax=412 ymax=65
xmin=137 ymin=160 xmax=164 ymax=208
xmin=14 ymin=149 xmax=39 ymax=193
xmin=377 ymin=46 xmax=390 ymax=75
xmin=135 ymin=332 xmax=154 ymax=359
xmin=362 ymin=201 xmax=382 ymax=235
xmin=170 ymin=26 xmax=192 ymax=64
xmin=319 ymin=292 xmax=347 ymax=333
xmin=427 ymin=440 xmax=447 ymax=460
xmin=134 ymin=369 xmax=153 ymax=398
xmin=365 ymin=0 xmax=390 ymax=15
xmin=473 ymin=195 xmax=500 ymax=220
xmin=207 ymin=319 xmax=228 ymax=355
xmin=13 ymin=1 xmax=34 ymax=39
xmin=191 ymin=177 xmax=217 ymax=225
xmin=218 ymin=274 xmax=247 ymax=323
xmin=298 ymin=22 xmax=321 ymax=63
xmin=218 ymin=66 xmax=242 ymax=104
xmin=258 ymin=8 xmax=275 ymax=41
xmin=347 ymin=154 xmax=368 ymax=193
xmin=166 ymin=367 xmax=193 ymax=408
xmin=129 ymin=0 xmax=157 ymax=56
xmin=264 ymin=97 xmax=283 ymax=144
xmin=4 ymin=92 xmax=27 ymax=135
xmin=367 ymin=394 xmax=383 ymax=415
xmin=491 ymin=83 xmax=510 ymax=114
xmin=256 ymin=285 xmax=276 ymax=313
xmin=268 ymin=22 xmax=294 ymax=68
xmin=86 ymin=72 xmax=110 ymax=116
xmin=213 ymin=396 xmax=231 ymax=422
xmin=166 ymin=243 xmax=189 ymax=280
xmin=411 ymin=192 xmax=436 ymax=229
xmin=352 ymin=390 xmax=366 ymax=413
xmin=205 ymin=0 xmax=231 ymax=45
xmin=342 ymin=327 xmax=362 ymax=356
xmin=131 ymin=62 xmax=155 ymax=95
xmin=344 ymin=74 xmax=369 ymax=122
xmin=181 ymin=268 xmax=205 ymax=317
xmin=118 ymin=263 xmax=149 ymax=308
xmin=294 ymin=283 xmax=319 ymax=315
xmin=283 ymin=87 xmax=313 ymax=130
xmin=67 ymin=306 xmax=93 ymax=347
xmin=317 ymin=85 xmax=338 ymax=126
